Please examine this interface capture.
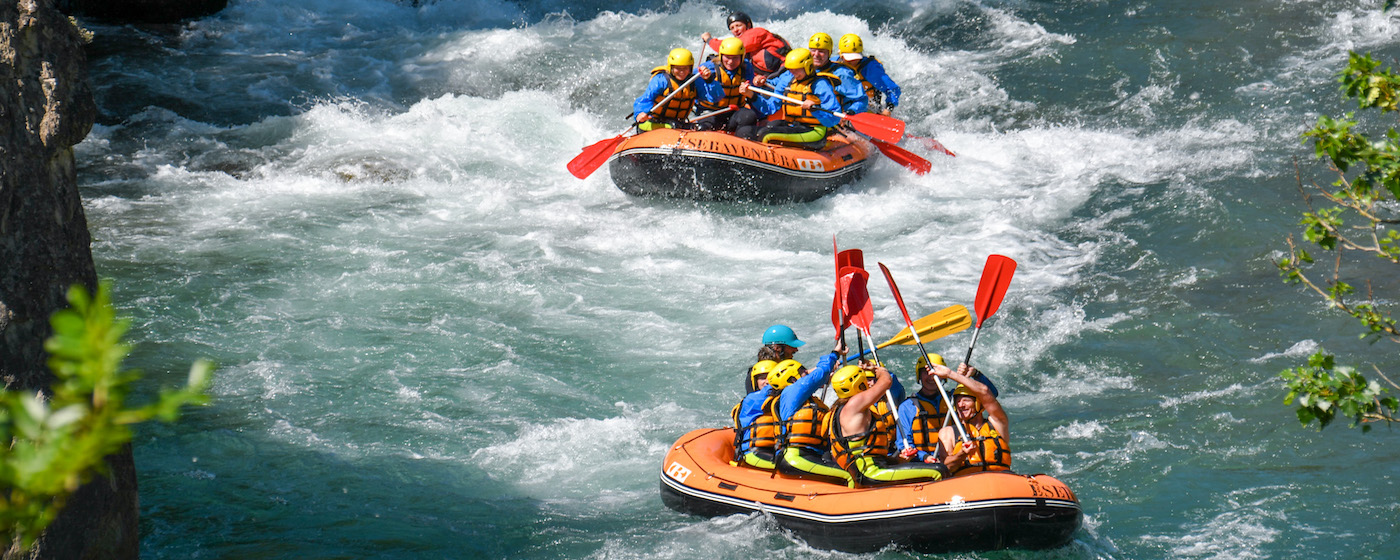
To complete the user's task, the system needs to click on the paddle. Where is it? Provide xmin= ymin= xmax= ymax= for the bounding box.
xmin=567 ymin=44 xmax=709 ymax=179
xmin=962 ymin=254 xmax=1018 ymax=366
xmin=870 ymin=138 xmax=931 ymax=175
xmin=879 ymin=262 xmax=971 ymax=445
xmin=830 ymin=243 xmax=863 ymax=337
xmin=877 ymin=304 xmax=971 ymax=349
xmin=907 ymin=134 xmax=956 ymax=157
xmin=838 ymin=265 xmax=901 ymax=414
xmin=825 ymin=238 xmax=863 ymax=401
xmin=748 ymin=87 xmax=906 ymax=143
xmin=689 ymin=105 xmax=736 ymax=123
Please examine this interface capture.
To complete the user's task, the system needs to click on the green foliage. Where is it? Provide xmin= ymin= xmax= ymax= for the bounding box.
xmin=0 ymin=282 xmax=213 ymax=550
xmin=1281 ymin=49 xmax=1400 ymax=431
xmin=1282 ymin=351 xmax=1399 ymax=432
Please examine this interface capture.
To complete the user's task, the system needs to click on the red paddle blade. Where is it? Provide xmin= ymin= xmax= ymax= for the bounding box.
xmin=925 ymin=137 xmax=956 ymax=157
xmin=973 ymin=254 xmax=1017 ymax=328
xmin=877 ymin=263 xmax=917 ymax=327
xmin=871 ymin=139 xmax=931 ymax=175
xmin=566 ymin=134 xmax=625 ymax=179
xmin=838 ymin=266 xmax=874 ymax=333
xmin=846 ymin=112 xmax=905 ymax=144
xmin=831 ymin=290 xmax=844 ymax=334
xmin=837 ymin=248 xmax=864 ymax=272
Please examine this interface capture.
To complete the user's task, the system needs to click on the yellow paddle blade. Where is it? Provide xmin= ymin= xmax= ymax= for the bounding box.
xmin=877 ymin=305 xmax=972 ymax=349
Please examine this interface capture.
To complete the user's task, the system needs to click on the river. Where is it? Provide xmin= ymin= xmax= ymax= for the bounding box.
xmin=75 ymin=0 xmax=1400 ymax=557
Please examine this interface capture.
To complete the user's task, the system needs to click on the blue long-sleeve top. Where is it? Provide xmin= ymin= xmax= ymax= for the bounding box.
xmin=777 ymin=351 xmax=842 ymax=421
xmin=848 ymin=57 xmax=900 ymax=108
xmin=895 ymin=372 xmax=1000 ymax=461
xmin=815 ymin=62 xmax=868 ymax=114
xmin=632 ymin=71 xmax=723 ymax=119
xmin=751 ymin=71 xmax=843 ymax=127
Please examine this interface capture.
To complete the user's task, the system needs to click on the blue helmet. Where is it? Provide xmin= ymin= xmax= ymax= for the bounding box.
xmin=761 ymin=325 xmax=805 ymax=347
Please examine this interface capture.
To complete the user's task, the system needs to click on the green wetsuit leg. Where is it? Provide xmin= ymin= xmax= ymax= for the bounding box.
xmin=851 ymin=455 xmax=949 ymax=487
xmin=758 ymin=122 xmax=827 ymax=146
xmin=742 ymin=448 xmax=777 ymax=470
xmin=779 ymin=446 xmax=852 ymax=483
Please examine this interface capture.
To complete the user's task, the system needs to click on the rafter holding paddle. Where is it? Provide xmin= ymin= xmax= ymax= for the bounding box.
xmin=879 ymin=262 xmax=972 ymax=445
xmin=748 ymin=87 xmax=906 ymax=143
xmin=566 ymin=42 xmax=709 ymax=179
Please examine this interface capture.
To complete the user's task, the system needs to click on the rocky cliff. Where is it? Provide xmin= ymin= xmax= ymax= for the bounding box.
xmin=1 ymin=0 xmax=138 ymax=558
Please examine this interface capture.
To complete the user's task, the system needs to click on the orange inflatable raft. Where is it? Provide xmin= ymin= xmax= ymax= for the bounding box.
xmin=659 ymin=428 xmax=1082 ymax=553
xmin=608 ymin=128 xmax=874 ymax=203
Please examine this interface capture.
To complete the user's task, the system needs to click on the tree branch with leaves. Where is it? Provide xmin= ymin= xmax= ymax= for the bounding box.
xmin=0 ymin=282 xmax=213 ymax=550
xmin=1278 ymin=51 xmax=1400 ymax=431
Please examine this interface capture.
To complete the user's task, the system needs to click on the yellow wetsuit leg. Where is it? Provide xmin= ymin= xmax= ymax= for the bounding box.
xmin=851 ymin=455 xmax=949 ymax=487
xmin=760 ymin=123 xmax=827 ymax=146
xmin=742 ymin=449 xmax=777 ymax=470
xmin=779 ymin=446 xmax=852 ymax=484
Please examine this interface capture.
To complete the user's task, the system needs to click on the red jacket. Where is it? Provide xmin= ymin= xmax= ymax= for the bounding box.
xmin=709 ymin=27 xmax=788 ymax=74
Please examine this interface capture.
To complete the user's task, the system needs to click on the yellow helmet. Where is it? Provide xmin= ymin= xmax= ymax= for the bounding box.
xmin=915 ymin=353 xmax=946 ymax=374
xmin=719 ymin=37 xmax=745 ymax=57
xmin=952 ymin=384 xmax=982 ymax=412
xmin=748 ymin=360 xmax=778 ymax=392
xmin=831 ymin=365 xmax=869 ymax=399
xmin=783 ymin=48 xmax=813 ymax=73
xmin=838 ymin=34 xmax=864 ymax=57
xmin=769 ymin=359 xmax=804 ymax=390
xmin=808 ymin=33 xmax=833 ymax=52
xmin=667 ymin=47 xmax=694 ymax=68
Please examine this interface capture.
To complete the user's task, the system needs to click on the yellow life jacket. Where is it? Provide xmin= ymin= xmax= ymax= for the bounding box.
xmin=700 ymin=63 xmax=748 ymax=111
xmin=951 ymin=420 xmax=1011 ymax=475
xmin=780 ymin=72 xmax=841 ymax=126
xmin=907 ymin=394 xmax=948 ymax=455
xmin=842 ymin=55 xmax=883 ymax=102
xmin=827 ymin=401 xmax=894 ymax=474
xmin=648 ymin=66 xmax=698 ymax=121
xmin=780 ymin=396 xmax=828 ymax=449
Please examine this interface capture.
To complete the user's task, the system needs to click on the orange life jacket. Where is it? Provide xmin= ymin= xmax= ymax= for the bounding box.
xmin=648 ymin=66 xmax=698 ymax=121
xmin=780 ymin=396 xmax=828 ymax=449
xmin=827 ymin=401 xmax=894 ymax=474
xmin=907 ymin=394 xmax=948 ymax=455
xmin=700 ymin=63 xmax=748 ymax=111
xmin=780 ymin=72 xmax=841 ymax=126
xmin=733 ymin=393 xmax=781 ymax=454
xmin=950 ymin=419 xmax=1011 ymax=475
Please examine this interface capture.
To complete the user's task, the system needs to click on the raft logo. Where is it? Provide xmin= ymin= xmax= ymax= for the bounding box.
xmin=665 ymin=462 xmax=692 ymax=483
xmin=1028 ymin=481 xmax=1076 ymax=501
xmin=946 ymin=495 xmax=967 ymax=512
xmin=796 ymin=159 xmax=825 ymax=172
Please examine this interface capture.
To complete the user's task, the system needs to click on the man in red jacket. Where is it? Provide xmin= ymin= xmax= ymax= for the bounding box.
xmin=701 ymin=11 xmax=790 ymax=76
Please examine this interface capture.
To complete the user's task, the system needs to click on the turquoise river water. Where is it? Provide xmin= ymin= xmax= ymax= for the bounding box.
xmin=73 ymin=0 xmax=1400 ymax=558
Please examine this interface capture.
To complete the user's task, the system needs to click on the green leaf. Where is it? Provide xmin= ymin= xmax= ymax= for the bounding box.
xmin=2 ymin=281 xmax=216 ymax=550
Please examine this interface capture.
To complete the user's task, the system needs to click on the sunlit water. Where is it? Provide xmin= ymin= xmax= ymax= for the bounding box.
xmin=74 ymin=0 xmax=1400 ymax=558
